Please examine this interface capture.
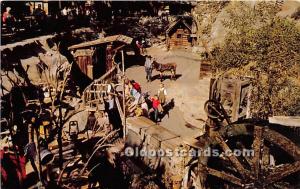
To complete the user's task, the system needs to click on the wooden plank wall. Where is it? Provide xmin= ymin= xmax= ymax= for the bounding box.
xmin=168 ymin=29 xmax=191 ymax=49
xmin=76 ymin=55 xmax=93 ymax=76
xmin=199 ymin=60 xmax=212 ymax=79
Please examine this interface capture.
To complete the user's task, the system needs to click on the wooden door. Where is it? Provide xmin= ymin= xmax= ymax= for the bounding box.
xmin=176 ymin=32 xmax=183 ymax=46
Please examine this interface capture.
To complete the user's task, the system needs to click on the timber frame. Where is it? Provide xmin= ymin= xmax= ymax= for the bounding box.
xmin=69 ymin=35 xmax=132 ymax=80
xmin=165 ymin=18 xmax=195 ymax=50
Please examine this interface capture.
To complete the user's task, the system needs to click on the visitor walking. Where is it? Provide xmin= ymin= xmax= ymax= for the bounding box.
xmin=144 ymin=55 xmax=153 ymax=82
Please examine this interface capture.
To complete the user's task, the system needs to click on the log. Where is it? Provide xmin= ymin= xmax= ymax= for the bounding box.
xmin=50 ymin=143 xmax=75 ymax=154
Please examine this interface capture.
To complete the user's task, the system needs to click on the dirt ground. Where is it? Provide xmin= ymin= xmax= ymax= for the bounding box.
xmin=125 ymin=45 xmax=211 ymax=138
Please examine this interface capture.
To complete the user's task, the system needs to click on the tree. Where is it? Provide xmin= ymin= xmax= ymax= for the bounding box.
xmin=212 ymin=2 xmax=300 ymax=118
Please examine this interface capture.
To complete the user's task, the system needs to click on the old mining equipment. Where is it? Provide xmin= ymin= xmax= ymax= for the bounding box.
xmin=184 ymin=76 xmax=300 ymax=189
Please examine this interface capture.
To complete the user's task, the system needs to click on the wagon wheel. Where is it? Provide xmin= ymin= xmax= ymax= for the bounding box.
xmin=183 ymin=159 xmax=202 ymax=189
xmin=57 ymin=158 xmax=89 ymax=188
xmin=202 ymin=122 xmax=300 ymax=189
xmin=204 ymin=100 xmax=231 ymax=125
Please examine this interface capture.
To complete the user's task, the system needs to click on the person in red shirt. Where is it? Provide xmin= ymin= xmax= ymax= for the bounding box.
xmin=135 ymin=40 xmax=141 ymax=54
xmin=2 ymin=7 xmax=15 ymax=32
xmin=131 ymin=80 xmax=141 ymax=93
xmin=2 ymin=7 xmax=15 ymax=23
xmin=151 ymin=95 xmax=163 ymax=124
xmin=1 ymin=149 xmax=26 ymax=188
xmin=2 ymin=7 xmax=10 ymax=23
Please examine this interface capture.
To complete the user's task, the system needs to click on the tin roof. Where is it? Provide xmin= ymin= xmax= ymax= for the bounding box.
xmin=68 ymin=35 xmax=133 ymax=50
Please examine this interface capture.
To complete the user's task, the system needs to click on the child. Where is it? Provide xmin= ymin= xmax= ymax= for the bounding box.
xmin=141 ymin=97 xmax=149 ymax=117
xmin=158 ymin=83 xmax=167 ymax=106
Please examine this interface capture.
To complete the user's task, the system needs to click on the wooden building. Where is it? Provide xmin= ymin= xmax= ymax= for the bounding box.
xmin=166 ymin=18 xmax=195 ymax=50
xmin=28 ymin=1 xmax=49 ymax=15
xmin=72 ymin=49 xmax=95 ymax=80
xmin=68 ymin=35 xmax=132 ymax=80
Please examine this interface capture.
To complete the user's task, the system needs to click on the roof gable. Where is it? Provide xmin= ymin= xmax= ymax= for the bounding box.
xmin=166 ymin=18 xmax=192 ymax=34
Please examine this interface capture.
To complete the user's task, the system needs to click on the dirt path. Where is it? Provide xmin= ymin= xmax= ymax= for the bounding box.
xmin=126 ymin=46 xmax=210 ymax=138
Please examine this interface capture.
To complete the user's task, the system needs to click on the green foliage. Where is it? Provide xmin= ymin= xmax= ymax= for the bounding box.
xmin=213 ymin=2 xmax=300 ymax=118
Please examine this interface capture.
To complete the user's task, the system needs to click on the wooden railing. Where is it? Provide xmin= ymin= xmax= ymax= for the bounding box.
xmin=81 ymin=65 xmax=125 ymax=121
xmin=82 ymin=66 xmax=117 ymax=105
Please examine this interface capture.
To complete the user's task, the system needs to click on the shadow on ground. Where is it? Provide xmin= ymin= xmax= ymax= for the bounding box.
xmin=151 ymin=74 xmax=182 ymax=82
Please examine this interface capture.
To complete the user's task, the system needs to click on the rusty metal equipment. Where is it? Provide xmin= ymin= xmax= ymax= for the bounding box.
xmin=40 ymin=147 xmax=54 ymax=165
xmin=207 ymin=76 xmax=251 ymax=122
xmin=69 ymin=121 xmax=79 ymax=140
xmin=185 ymin=76 xmax=300 ymax=189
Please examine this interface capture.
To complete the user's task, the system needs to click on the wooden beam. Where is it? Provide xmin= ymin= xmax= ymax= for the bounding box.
xmin=115 ymin=96 xmax=124 ymax=120
xmin=112 ymin=44 xmax=126 ymax=53
xmin=251 ymin=126 xmax=263 ymax=178
xmin=214 ymin=132 xmax=252 ymax=180
xmin=265 ymin=161 xmax=300 ymax=185
xmin=121 ymin=50 xmax=126 ymax=139
xmin=263 ymin=129 xmax=300 ymax=159
xmin=206 ymin=167 xmax=243 ymax=187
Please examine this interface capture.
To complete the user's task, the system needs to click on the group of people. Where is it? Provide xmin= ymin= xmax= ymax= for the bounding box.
xmin=59 ymin=5 xmax=95 ymax=22
xmin=2 ymin=5 xmax=46 ymax=32
xmin=52 ymin=5 xmax=97 ymax=31
xmin=1 ymin=4 xmax=95 ymax=38
xmin=126 ymin=79 xmax=167 ymax=124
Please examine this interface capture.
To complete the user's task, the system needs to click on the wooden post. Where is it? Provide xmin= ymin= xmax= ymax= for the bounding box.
xmin=58 ymin=0 xmax=62 ymax=10
xmin=35 ymin=126 xmax=43 ymax=184
xmin=58 ymin=105 xmax=63 ymax=170
xmin=121 ymin=50 xmax=126 ymax=139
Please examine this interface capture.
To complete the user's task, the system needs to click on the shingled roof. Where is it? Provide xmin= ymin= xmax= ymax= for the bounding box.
xmin=68 ymin=35 xmax=133 ymax=50
xmin=166 ymin=18 xmax=192 ymax=35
